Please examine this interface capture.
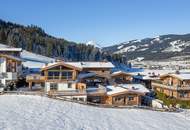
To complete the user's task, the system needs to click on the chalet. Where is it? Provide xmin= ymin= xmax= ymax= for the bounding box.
xmin=152 ymin=72 xmax=190 ymax=100
xmin=0 ymin=54 xmax=22 ymax=86
xmin=111 ymin=71 xmax=133 ymax=84
xmin=26 ymin=61 xmax=114 ymax=101
xmin=103 ymin=84 xmax=149 ymax=106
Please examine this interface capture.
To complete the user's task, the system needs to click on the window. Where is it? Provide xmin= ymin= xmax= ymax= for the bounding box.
xmin=179 ymin=92 xmax=188 ymax=98
xmin=50 ymin=83 xmax=58 ymax=90
xmin=68 ymin=83 xmax=72 ymax=88
xmin=128 ymin=96 xmax=134 ymax=101
xmin=61 ymin=71 xmax=73 ymax=80
xmin=79 ymin=98 xmax=84 ymax=101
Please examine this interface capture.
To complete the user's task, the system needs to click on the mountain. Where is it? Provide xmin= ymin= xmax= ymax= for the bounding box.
xmin=0 ymin=19 xmax=125 ymax=63
xmin=102 ymin=34 xmax=190 ymax=61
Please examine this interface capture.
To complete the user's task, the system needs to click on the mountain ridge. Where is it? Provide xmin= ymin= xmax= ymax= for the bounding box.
xmin=102 ymin=33 xmax=190 ymax=61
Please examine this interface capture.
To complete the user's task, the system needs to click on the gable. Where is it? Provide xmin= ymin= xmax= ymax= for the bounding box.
xmin=41 ymin=62 xmax=82 ymax=71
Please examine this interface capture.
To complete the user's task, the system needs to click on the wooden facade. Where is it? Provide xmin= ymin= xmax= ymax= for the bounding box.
xmin=152 ymin=74 xmax=190 ymax=100
xmin=104 ymin=91 xmax=142 ymax=106
xmin=83 ymin=68 xmax=111 ymax=77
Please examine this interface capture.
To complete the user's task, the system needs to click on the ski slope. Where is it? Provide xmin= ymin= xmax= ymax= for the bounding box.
xmin=0 ymin=95 xmax=189 ymax=130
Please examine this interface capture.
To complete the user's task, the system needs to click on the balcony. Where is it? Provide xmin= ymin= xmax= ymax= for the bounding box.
xmin=152 ymin=81 xmax=190 ymax=91
xmin=47 ymin=76 xmax=73 ymax=80
xmin=26 ymin=74 xmax=45 ymax=82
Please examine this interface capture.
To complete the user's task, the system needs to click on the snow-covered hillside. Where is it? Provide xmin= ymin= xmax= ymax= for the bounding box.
xmin=0 ymin=95 xmax=189 ymax=130
xmin=103 ymin=34 xmax=190 ymax=60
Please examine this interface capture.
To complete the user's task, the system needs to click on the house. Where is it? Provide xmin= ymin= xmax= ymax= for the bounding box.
xmin=0 ymin=54 xmax=22 ymax=86
xmin=103 ymin=84 xmax=149 ymax=106
xmin=152 ymin=72 xmax=190 ymax=100
xmin=111 ymin=71 xmax=133 ymax=84
xmin=26 ymin=61 xmax=114 ymax=101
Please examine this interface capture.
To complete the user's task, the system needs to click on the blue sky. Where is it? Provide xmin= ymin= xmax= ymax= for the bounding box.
xmin=1 ymin=0 xmax=190 ymax=46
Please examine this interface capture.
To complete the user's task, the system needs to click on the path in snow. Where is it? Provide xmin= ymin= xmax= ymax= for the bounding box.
xmin=0 ymin=95 xmax=189 ymax=130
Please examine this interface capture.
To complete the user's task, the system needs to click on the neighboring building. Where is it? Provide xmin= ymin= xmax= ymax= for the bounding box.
xmin=111 ymin=71 xmax=133 ymax=84
xmin=132 ymin=69 xmax=173 ymax=89
xmin=103 ymin=84 xmax=149 ymax=106
xmin=152 ymin=72 xmax=190 ymax=100
xmin=0 ymin=54 xmax=22 ymax=86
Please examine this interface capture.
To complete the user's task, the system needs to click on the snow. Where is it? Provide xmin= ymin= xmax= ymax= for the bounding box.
xmin=117 ymin=45 xmax=124 ymax=49
xmin=119 ymin=84 xmax=149 ymax=93
xmin=115 ymin=45 xmax=137 ymax=53
xmin=21 ymin=50 xmax=55 ymax=68
xmin=0 ymin=48 xmax=22 ymax=52
xmin=0 ymin=43 xmax=55 ymax=69
xmin=162 ymin=40 xmax=190 ymax=52
xmin=106 ymin=85 xmax=127 ymax=95
xmin=22 ymin=61 xmax=46 ymax=68
xmin=0 ymin=95 xmax=190 ymax=130
xmin=66 ymin=62 xmax=115 ymax=69
xmin=21 ymin=50 xmax=55 ymax=63
xmin=137 ymin=48 xmax=148 ymax=51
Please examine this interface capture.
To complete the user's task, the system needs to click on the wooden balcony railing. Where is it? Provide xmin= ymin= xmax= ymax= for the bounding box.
xmin=47 ymin=76 xmax=73 ymax=80
xmin=26 ymin=75 xmax=45 ymax=82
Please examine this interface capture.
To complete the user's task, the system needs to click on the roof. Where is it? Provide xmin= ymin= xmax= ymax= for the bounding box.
xmin=106 ymin=84 xmax=147 ymax=96
xmin=41 ymin=61 xmax=82 ymax=71
xmin=106 ymin=85 xmax=128 ymax=95
xmin=160 ymin=73 xmax=190 ymax=81
xmin=0 ymin=48 xmax=22 ymax=52
xmin=66 ymin=62 xmax=115 ymax=69
xmin=0 ymin=54 xmax=23 ymax=62
xmin=119 ymin=84 xmax=149 ymax=93
xmin=131 ymin=69 xmax=175 ymax=80
xmin=111 ymin=71 xmax=133 ymax=77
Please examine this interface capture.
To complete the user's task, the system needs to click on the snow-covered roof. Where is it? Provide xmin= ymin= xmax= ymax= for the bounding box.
xmin=161 ymin=72 xmax=190 ymax=80
xmin=23 ymin=61 xmax=46 ymax=68
xmin=78 ymin=72 xmax=96 ymax=79
xmin=131 ymin=69 xmax=175 ymax=80
xmin=111 ymin=71 xmax=132 ymax=76
xmin=66 ymin=62 xmax=114 ymax=69
xmin=106 ymin=85 xmax=127 ymax=95
xmin=42 ymin=62 xmax=82 ymax=71
xmin=0 ymin=48 xmax=22 ymax=52
xmin=44 ymin=61 xmax=114 ymax=70
xmin=119 ymin=84 xmax=149 ymax=93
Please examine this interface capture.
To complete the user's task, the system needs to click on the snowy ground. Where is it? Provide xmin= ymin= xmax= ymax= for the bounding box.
xmin=0 ymin=95 xmax=190 ymax=130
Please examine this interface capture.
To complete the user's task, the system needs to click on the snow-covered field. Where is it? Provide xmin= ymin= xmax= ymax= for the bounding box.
xmin=0 ymin=95 xmax=190 ymax=130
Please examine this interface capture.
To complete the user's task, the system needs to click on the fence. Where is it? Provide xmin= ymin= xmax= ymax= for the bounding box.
xmin=0 ymin=90 xmax=181 ymax=112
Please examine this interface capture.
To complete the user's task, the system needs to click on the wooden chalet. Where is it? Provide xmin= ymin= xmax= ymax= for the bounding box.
xmin=152 ymin=72 xmax=190 ymax=100
xmin=103 ymin=85 xmax=146 ymax=106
